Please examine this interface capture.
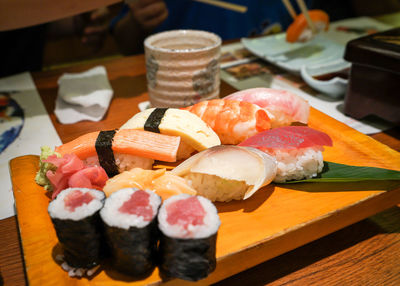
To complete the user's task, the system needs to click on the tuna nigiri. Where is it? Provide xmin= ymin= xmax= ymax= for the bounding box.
xmin=55 ymin=129 xmax=181 ymax=177
xmin=239 ymin=126 xmax=332 ymax=182
xmin=225 ymin=88 xmax=310 ymax=128
xmin=183 ymin=99 xmax=271 ymax=145
xmin=286 ymin=10 xmax=329 ymax=43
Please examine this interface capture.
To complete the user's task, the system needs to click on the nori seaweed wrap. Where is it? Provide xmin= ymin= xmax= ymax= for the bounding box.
xmin=157 ymin=194 xmax=220 ymax=282
xmin=48 ymin=188 xmax=106 ymax=270
xmin=100 ymin=188 xmax=161 ymax=277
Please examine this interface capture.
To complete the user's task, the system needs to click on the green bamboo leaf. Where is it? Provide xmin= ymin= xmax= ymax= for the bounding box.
xmin=280 ymin=161 xmax=400 ymax=184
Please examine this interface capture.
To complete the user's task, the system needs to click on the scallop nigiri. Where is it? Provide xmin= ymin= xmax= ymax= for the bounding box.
xmin=239 ymin=126 xmax=332 ymax=183
xmin=225 ymin=88 xmax=310 ymax=128
xmin=172 ymin=145 xmax=277 ymax=202
xmin=182 ymin=99 xmax=271 ymax=145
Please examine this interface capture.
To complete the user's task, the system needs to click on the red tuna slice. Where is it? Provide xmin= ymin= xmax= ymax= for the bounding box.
xmin=166 ymin=196 xmax=205 ymax=229
xmin=239 ymin=126 xmax=332 ymax=150
xmin=64 ymin=189 xmax=94 ymax=212
xmin=68 ymin=166 xmax=108 ymax=191
xmin=118 ymin=190 xmax=153 ymax=221
xmin=284 ymin=126 xmax=332 ymax=147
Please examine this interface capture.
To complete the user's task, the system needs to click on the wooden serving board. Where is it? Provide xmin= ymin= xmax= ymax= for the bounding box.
xmin=10 ymin=108 xmax=400 ymax=286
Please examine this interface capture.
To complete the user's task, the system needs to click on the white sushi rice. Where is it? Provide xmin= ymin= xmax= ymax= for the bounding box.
xmin=85 ymin=154 xmax=154 ymax=172
xmin=183 ymin=173 xmax=249 ymax=202
xmin=100 ymin=188 xmax=161 ymax=229
xmin=267 ymin=147 xmax=324 ymax=183
xmin=48 ymin=188 xmax=105 ymax=221
xmin=158 ymin=194 xmax=220 ymax=239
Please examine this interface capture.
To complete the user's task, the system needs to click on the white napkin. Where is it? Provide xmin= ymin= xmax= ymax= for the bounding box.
xmin=55 ymin=66 xmax=113 ymax=124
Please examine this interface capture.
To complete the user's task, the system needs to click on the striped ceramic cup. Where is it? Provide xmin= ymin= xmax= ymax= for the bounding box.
xmin=144 ymin=30 xmax=221 ymax=108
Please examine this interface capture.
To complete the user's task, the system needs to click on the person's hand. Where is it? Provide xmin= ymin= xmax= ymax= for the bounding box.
xmin=80 ymin=7 xmax=111 ymax=52
xmin=128 ymin=0 xmax=168 ymax=32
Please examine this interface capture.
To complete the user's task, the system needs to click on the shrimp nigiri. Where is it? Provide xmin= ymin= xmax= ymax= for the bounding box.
xmin=225 ymin=88 xmax=310 ymax=128
xmin=183 ymin=99 xmax=271 ymax=145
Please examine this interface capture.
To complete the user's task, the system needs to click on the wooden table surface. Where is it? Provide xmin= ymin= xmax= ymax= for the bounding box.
xmin=1 ymin=54 xmax=399 ymax=286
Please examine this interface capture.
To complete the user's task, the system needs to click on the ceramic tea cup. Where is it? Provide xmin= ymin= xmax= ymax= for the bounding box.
xmin=144 ymin=30 xmax=221 ymax=108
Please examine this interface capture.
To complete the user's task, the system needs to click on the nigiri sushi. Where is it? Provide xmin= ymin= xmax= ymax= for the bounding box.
xmin=225 ymin=88 xmax=310 ymax=128
xmin=171 ymin=145 xmax=277 ymax=202
xmin=183 ymin=99 xmax=271 ymax=145
xmin=239 ymin=126 xmax=333 ymax=182
xmin=120 ymin=108 xmax=221 ymax=160
xmin=55 ymin=129 xmax=180 ymax=177
xmin=103 ymin=168 xmax=197 ymax=201
xmin=286 ymin=10 xmax=329 ymax=43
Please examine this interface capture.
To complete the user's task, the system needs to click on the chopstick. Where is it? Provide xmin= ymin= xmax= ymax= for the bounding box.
xmin=193 ymin=0 xmax=248 ymax=13
xmin=281 ymin=0 xmax=297 ymax=19
xmin=295 ymin=0 xmax=316 ymax=33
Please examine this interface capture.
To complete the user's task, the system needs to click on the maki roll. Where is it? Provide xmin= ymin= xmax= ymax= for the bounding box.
xmin=158 ymin=194 xmax=220 ymax=281
xmin=48 ymin=187 xmax=106 ymax=277
xmin=100 ymin=188 xmax=161 ymax=277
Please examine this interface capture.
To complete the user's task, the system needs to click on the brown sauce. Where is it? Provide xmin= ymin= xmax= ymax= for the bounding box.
xmin=313 ymin=68 xmax=350 ymax=81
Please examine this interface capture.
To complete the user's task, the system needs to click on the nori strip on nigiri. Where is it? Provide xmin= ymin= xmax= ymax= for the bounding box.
xmin=158 ymin=233 xmax=217 ymax=281
xmin=95 ymin=130 xmax=119 ymax=177
xmin=103 ymin=219 xmax=159 ymax=277
xmin=144 ymin=108 xmax=168 ymax=133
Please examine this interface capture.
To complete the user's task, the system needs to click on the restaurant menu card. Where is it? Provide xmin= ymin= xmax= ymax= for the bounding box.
xmin=0 ymin=72 xmax=61 ymax=219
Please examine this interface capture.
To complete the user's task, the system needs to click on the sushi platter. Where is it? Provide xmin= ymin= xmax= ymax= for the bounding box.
xmin=10 ymin=104 xmax=400 ymax=285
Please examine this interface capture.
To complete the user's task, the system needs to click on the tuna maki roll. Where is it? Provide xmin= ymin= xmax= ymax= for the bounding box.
xmin=158 ymin=194 xmax=220 ymax=282
xmin=48 ymin=187 xmax=106 ymax=277
xmin=100 ymin=188 xmax=161 ymax=277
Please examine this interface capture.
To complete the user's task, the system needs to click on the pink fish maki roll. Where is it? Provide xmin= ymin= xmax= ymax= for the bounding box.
xmin=157 ymin=194 xmax=220 ymax=281
xmin=100 ymin=188 xmax=161 ymax=278
xmin=225 ymin=87 xmax=310 ymax=128
xmin=183 ymin=99 xmax=271 ymax=145
xmin=239 ymin=126 xmax=332 ymax=182
xmin=48 ymin=188 xmax=106 ymax=277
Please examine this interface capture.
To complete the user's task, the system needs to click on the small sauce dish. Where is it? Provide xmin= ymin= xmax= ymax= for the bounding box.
xmin=300 ymin=59 xmax=350 ymax=98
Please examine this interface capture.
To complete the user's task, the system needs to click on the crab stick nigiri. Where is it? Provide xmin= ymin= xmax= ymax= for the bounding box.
xmin=225 ymin=88 xmax=310 ymax=128
xmin=182 ymin=99 xmax=271 ymax=145
xmin=286 ymin=10 xmax=329 ymax=43
xmin=55 ymin=129 xmax=180 ymax=177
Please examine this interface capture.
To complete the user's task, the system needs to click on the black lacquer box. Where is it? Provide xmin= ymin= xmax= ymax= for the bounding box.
xmin=344 ymin=28 xmax=400 ymax=125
